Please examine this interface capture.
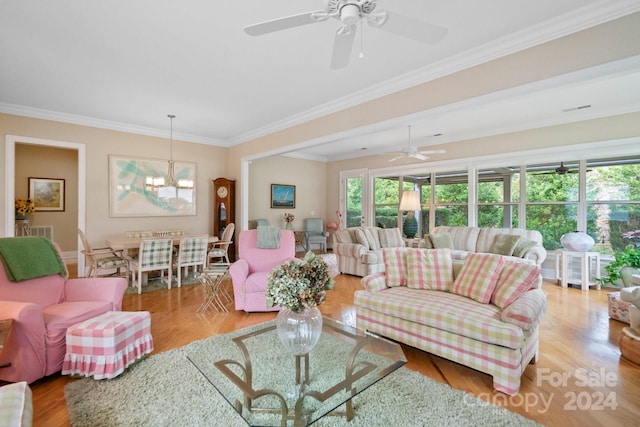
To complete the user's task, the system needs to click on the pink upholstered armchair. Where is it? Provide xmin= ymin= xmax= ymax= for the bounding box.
xmin=229 ymin=229 xmax=296 ymax=312
xmin=0 ymin=238 xmax=127 ymax=384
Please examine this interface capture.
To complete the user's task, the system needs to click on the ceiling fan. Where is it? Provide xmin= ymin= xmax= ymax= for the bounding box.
xmin=244 ymin=0 xmax=448 ymax=69
xmin=535 ymin=162 xmax=580 ymax=175
xmin=387 ymin=126 xmax=445 ymax=162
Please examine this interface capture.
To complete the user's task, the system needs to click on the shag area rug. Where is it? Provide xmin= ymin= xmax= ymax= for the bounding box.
xmin=65 ymin=323 xmax=541 ymax=427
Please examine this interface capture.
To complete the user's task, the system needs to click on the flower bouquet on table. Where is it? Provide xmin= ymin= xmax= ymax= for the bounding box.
xmin=15 ymin=198 xmax=35 ymax=219
xmin=266 ymin=251 xmax=335 ymax=312
xmin=267 ymin=251 xmax=336 ymax=355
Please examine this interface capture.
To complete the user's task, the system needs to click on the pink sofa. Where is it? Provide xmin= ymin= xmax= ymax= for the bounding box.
xmin=0 ymin=241 xmax=127 ymax=384
xmin=229 ymin=229 xmax=296 ymax=312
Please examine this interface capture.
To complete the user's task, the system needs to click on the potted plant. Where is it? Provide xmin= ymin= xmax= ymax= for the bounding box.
xmin=597 ymin=247 xmax=640 ymax=288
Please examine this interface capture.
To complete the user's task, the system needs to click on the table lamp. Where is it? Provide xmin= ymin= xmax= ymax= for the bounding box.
xmin=399 ymin=190 xmax=420 ymax=238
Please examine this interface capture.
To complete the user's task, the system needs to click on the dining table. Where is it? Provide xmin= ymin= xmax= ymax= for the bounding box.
xmin=106 ymin=234 xmax=219 ymax=252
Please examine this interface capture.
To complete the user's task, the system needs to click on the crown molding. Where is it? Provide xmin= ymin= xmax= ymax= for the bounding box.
xmin=0 ymin=102 xmax=229 ymax=147
xmin=231 ymin=1 xmax=640 ymax=146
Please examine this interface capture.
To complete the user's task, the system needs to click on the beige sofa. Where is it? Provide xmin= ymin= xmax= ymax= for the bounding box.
xmin=426 ymin=226 xmax=547 ymax=266
xmin=333 ymin=227 xmax=405 ymax=276
xmin=355 ymin=248 xmax=546 ymax=395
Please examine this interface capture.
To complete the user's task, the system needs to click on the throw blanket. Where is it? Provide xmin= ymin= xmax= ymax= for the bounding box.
xmin=0 ymin=237 xmax=68 ymax=282
xmin=257 ymin=226 xmax=280 ymax=249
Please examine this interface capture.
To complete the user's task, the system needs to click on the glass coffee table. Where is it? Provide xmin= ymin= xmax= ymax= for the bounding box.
xmin=188 ymin=317 xmax=406 ymax=427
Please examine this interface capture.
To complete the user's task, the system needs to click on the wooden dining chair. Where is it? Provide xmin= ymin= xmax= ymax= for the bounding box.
xmin=208 ymin=223 xmax=235 ymax=265
xmin=126 ymin=238 xmax=173 ymax=294
xmin=175 ymin=235 xmax=209 ymax=287
xmin=78 ymin=228 xmax=129 ymax=279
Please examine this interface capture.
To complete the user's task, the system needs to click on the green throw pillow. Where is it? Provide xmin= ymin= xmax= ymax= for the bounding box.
xmin=489 ymin=234 xmax=521 ymax=256
xmin=513 ymin=239 xmax=537 ymax=258
xmin=430 ymin=233 xmax=454 ymax=249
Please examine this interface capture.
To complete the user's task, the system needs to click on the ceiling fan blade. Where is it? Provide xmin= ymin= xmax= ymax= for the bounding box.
xmin=330 ymin=25 xmax=356 ymax=69
xmin=388 ymin=155 xmax=404 ymax=162
xmin=244 ymin=12 xmax=323 ymax=36
xmin=418 ymin=149 xmax=446 ymax=155
xmin=373 ymin=11 xmax=448 ymax=44
xmin=412 ymin=153 xmax=429 ymax=161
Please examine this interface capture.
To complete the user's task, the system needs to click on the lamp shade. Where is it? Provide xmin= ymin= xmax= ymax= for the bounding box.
xmin=399 ymin=190 xmax=420 ymax=211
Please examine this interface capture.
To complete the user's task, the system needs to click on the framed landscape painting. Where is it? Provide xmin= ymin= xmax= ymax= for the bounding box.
xmin=29 ymin=177 xmax=65 ymax=212
xmin=271 ymin=184 xmax=295 ymax=208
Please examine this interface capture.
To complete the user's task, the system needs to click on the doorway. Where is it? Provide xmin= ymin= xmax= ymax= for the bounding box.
xmin=4 ymin=135 xmax=86 ymax=274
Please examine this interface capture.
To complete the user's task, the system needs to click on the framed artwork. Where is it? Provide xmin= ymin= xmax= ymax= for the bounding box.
xmin=109 ymin=155 xmax=197 ymax=217
xmin=271 ymin=184 xmax=295 ymax=208
xmin=28 ymin=177 xmax=65 ymax=212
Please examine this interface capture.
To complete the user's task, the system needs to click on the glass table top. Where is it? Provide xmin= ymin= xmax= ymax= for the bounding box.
xmin=187 ymin=316 xmax=406 ymax=427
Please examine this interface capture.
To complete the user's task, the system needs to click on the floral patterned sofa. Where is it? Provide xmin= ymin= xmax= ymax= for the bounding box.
xmin=355 ymin=247 xmax=546 ymax=395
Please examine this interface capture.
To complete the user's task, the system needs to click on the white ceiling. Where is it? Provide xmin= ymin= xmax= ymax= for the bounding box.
xmin=2 ymin=1 xmax=640 ymax=161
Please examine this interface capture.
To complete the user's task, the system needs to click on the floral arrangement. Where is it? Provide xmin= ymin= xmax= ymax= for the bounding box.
xmin=15 ymin=198 xmax=36 ymax=217
xmin=266 ymin=251 xmax=335 ymax=313
xmin=284 ymin=212 xmax=295 ymax=223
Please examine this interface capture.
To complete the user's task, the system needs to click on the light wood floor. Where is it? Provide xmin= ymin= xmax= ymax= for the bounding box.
xmin=30 ymin=266 xmax=640 ymax=427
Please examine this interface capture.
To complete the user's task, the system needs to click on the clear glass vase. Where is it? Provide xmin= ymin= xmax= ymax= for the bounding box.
xmin=275 ymin=306 xmax=323 ymax=356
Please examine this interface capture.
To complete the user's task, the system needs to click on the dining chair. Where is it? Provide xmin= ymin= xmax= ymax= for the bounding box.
xmin=126 ymin=238 xmax=173 ymax=294
xmin=175 ymin=235 xmax=209 ymax=287
xmin=208 ymin=223 xmax=235 ymax=265
xmin=125 ymin=230 xmax=154 ymax=238
xmin=304 ymin=218 xmax=329 ymax=253
xmin=78 ymin=228 xmax=129 ymax=279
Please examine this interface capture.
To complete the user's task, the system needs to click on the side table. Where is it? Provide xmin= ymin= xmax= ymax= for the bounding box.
xmin=0 ymin=319 xmax=14 ymax=368
xmin=560 ymin=250 xmax=601 ymax=291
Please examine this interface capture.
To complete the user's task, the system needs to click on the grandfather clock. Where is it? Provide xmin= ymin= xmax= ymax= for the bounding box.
xmin=213 ymin=178 xmax=236 ymax=261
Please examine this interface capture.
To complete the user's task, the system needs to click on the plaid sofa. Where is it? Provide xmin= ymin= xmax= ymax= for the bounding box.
xmin=333 ymin=227 xmax=405 ymax=277
xmin=355 ymin=249 xmax=546 ymax=395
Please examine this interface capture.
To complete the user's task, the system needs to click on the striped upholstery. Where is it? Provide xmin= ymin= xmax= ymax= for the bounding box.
xmin=430 ymin=226 xmax=546 ymax=266
xmin=334 ymin=227 xmax=406 ymax=277
xmin=0 ymin=382 xmax=32 ymax=427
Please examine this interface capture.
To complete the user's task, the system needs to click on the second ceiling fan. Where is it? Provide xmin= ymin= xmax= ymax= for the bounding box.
xmin=387 ymin=125 xmax=445 ymax=162
xmin=244 ymin=0 xmax=448 ymax=69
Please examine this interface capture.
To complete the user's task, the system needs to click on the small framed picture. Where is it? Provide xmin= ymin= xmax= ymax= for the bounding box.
xmin=271 ymin=184 xmax=295 ymax=208
xmin=28 ymin=177 xmax=65 ymax=212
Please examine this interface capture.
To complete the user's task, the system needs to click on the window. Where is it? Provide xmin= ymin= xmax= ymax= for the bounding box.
xmin=434 ymin=170 xmax=468 ymax=227
xmin=373 ymin=176 xmax=400 ymax=228
xmin=586 ymin=157 xmax=640 ymax=254
xmin=477 ymin=167 xmax=519 ymax=228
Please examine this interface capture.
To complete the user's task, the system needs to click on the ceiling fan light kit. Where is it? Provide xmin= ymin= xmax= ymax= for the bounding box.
xmin=244 ymin=0 xmax=447 ymax=69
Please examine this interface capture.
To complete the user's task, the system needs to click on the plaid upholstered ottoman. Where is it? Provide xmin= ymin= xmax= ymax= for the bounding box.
xmin=62 ymin=311 xmax=153 ymax=379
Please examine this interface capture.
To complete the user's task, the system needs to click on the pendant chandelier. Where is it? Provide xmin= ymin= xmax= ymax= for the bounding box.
xmin=166 ymin=114 xmax=178 ymax=188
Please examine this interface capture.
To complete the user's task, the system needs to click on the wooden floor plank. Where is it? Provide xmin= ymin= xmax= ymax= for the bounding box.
xmin=22 ymin=265 xmax=640 ymax=426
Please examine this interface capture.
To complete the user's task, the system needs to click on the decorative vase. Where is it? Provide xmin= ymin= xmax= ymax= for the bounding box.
xmin=285 ymin=222 xmax=293 ymax=230
xmin=403 ymin=212 xmax=418 ymax=238
xmin=275 ymin=306 xmax=323 ymax=356
xmin=15 ymin=213 xmax=26 ymax=220
xmin=560 ymin=231 xmax=595 ymax=252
